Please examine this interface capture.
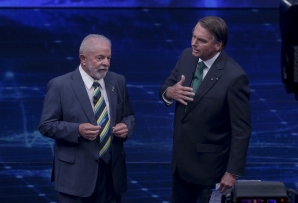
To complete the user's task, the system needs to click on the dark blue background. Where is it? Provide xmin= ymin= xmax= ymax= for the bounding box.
xmin=0 ymin=1 xmax=298 ymax=202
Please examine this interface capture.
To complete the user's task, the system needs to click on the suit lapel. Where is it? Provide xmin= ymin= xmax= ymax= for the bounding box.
xmin=196 ymin=64 xmax=222 ymax=97
xmin=70 ymin=68 xmax=96 ymax=124
xmin=104 ymin=73 xmax=116 ymax=128
xmin=184 ymin=56 xmax=199 ymax=87
xmin=185 ymin=52 xmax=226 ymax=114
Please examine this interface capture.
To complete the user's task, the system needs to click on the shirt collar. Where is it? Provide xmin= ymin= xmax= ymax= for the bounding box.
xmin=199 ymin=52 xmax=220 ymax=69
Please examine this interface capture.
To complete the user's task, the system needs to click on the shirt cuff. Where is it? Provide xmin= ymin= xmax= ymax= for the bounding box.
xmin=162 ymin=87 xmax=173 ymax=105
xmin=226 ymin=172 xmax=240 ymax=179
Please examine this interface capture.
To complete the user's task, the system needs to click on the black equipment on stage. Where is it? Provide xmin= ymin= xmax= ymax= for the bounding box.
xmin=228 ymin=181 xmax=288 ymax=203
xmin=215 ymin=181 xmax=298 ymax=203
xmin=279 ymin=0 xmax=298 ymax=99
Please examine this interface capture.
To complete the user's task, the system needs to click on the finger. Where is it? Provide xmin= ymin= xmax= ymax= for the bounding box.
xmin=112 ymin=126 xmax=121 ymax=132
xmin=222 ymin=184 xmax=231 ymax=193
xmin=177 ymin=99 xmax=188 ymax=105
xmin=181 ymin=86 xmax=194 ymax=92
xmin=119 ymin=133 xmax=127 ymax=138
xmin=112 ymin=127 xmax=118 ymax=133
xmin=179 ymin=94 xmax=194 ymax=102
xmin=183 ymin=96 xmax=194 ymax=102
xmin=89 ymin=136 xmax=97 ymax=141
xmin=177 ymin=75 xmax=185 ymax=85
xmin=115 ymin=132 xmax=127 ymax=138
xmin=113 ymin=125 xmax=126 ymax=133
xmin=219 ymin=182 xmax=226 ymax=189
xmin=86 ymin=130 xmax=99 ymax=135
xmin=118 ymin=129 xmax=128 ymax=134
xmin=114 ymin=129 xmax=128 ymax=135
xmin=115 ymin=126 xmax=126 ymax=132
xmin=83 ymin=129 xmax=99 ymax=136
xmin=221 ymin=187 xmax=226 ymax=193
xmin=88 ymin=125 xmax=101 ymax=131
xmin=83 ymin=134 xmax=96 ymax=140
xmin=85 ymin=130 xmax=99 ymax=137
xmin=182 ymin=91 xmax=195 ymax=97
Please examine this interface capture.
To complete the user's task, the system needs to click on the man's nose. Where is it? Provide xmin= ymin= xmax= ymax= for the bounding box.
xmin=102 ymin=58 xmax=110 ymax=66
xmin=191 ymin=39 xmax=198 ymax=46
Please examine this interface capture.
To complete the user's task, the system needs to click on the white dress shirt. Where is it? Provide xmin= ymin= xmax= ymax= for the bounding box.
xmin=79 ymin=65 xmax=110 ymax=118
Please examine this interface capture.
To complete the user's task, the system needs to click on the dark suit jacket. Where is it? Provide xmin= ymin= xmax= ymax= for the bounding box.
xmin=159 ymin=48 xmax=251 ymax=186
xmin=39 ymin=68 xmax=135 ymax=197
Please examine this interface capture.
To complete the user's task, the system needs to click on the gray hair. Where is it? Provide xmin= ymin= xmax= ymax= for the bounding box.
xmin=198 ymin=16 xmax=228 ymax=51
xmin=79 ymin=34 xmax=112 ymax=55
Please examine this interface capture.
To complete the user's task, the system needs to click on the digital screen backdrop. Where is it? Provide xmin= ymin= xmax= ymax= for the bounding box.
xmin=0 ymin=1 xmax=298 ymax=203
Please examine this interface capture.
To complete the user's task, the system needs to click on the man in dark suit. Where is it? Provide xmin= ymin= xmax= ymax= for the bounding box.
xmin=39 ymin=34 xmax=135 ymax=203
xmin=159 ymin=16 xmax=251 ymax=203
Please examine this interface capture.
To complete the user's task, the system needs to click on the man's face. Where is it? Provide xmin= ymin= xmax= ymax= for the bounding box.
xmin=81 ymin=40 xmax=111 ymax=80
xmin=191 ymin=22 xmax=222 ymax=61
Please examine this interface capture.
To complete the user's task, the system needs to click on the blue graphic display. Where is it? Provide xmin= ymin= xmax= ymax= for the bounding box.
xmin=0 ymin=7 xmax=297 ymax=203
xmin=0 ymin=0 xmax=280 ymax=8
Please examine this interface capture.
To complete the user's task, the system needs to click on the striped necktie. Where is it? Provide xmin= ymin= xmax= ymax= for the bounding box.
xmin=93 ymin=81 xmax=111 ymax=163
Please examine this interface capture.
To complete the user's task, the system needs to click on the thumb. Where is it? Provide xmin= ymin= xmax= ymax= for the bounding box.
xmin=178 ymin=75 xmax=185 ymax=85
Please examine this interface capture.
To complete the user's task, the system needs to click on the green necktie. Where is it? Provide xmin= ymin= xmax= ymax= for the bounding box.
xmin=192 ymin=61 xmax=206 ymax=93
xmin=186 ymin=61 xmax=206 ymax=112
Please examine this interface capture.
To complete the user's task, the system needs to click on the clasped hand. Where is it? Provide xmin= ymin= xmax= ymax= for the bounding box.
xmin=165 ymin=75 xmax=195 ymax=105
xmin=79 ymin=122 xmax=128 ymax=140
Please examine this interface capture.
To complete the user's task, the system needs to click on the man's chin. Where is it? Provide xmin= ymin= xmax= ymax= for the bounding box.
xmin=95 ymin=72 xmax=107 ymax=80
xmin=192 ymin=50 xmax=200 ymax=57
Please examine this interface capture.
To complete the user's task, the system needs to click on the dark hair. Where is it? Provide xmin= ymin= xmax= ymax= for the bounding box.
xmin=198 ymin=16 xmax=228 ymax=51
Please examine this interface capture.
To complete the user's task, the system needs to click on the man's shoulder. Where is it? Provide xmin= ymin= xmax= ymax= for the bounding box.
xmin=106 ymin=71 xmax=125 ymax=81
xmin=56 ymin=71 xmax=73 ymax=79
xmin=48 ymin=70 xmax=77 ymax=85
xmin=219 ymin=51 xmax=247 ymax=75
xmin=181 ymin=47 xmax=193 ymax=55
xmin=222 ymin=52 xmax=242 ymax=68
xmin=179 ymin=47 xmax=196 ymax=61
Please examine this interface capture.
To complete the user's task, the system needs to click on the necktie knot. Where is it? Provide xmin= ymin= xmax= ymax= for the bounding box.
xmin=197 ymin=61 xmax=207 ymax=72
xmin=93 ymin=80 xmax=100 ymax=88
xmin=193 ymin=61 xmax=206 ymax=79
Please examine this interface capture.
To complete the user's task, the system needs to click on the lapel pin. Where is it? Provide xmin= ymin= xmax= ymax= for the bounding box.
xmin=211 ymin=78 xmax=214 ymax=80
xmin=112 ymin=87 xmax=115 ymax=91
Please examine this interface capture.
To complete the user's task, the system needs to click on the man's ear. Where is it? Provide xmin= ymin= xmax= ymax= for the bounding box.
xmin=215 ymin=42 xmax=223 ymax=52
xmin=79 ymin=54 xmax=86 ymax=66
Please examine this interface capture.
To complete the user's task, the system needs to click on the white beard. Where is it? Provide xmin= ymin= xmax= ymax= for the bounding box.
xmin=86 ymin=61 xmax=109 ymax=80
